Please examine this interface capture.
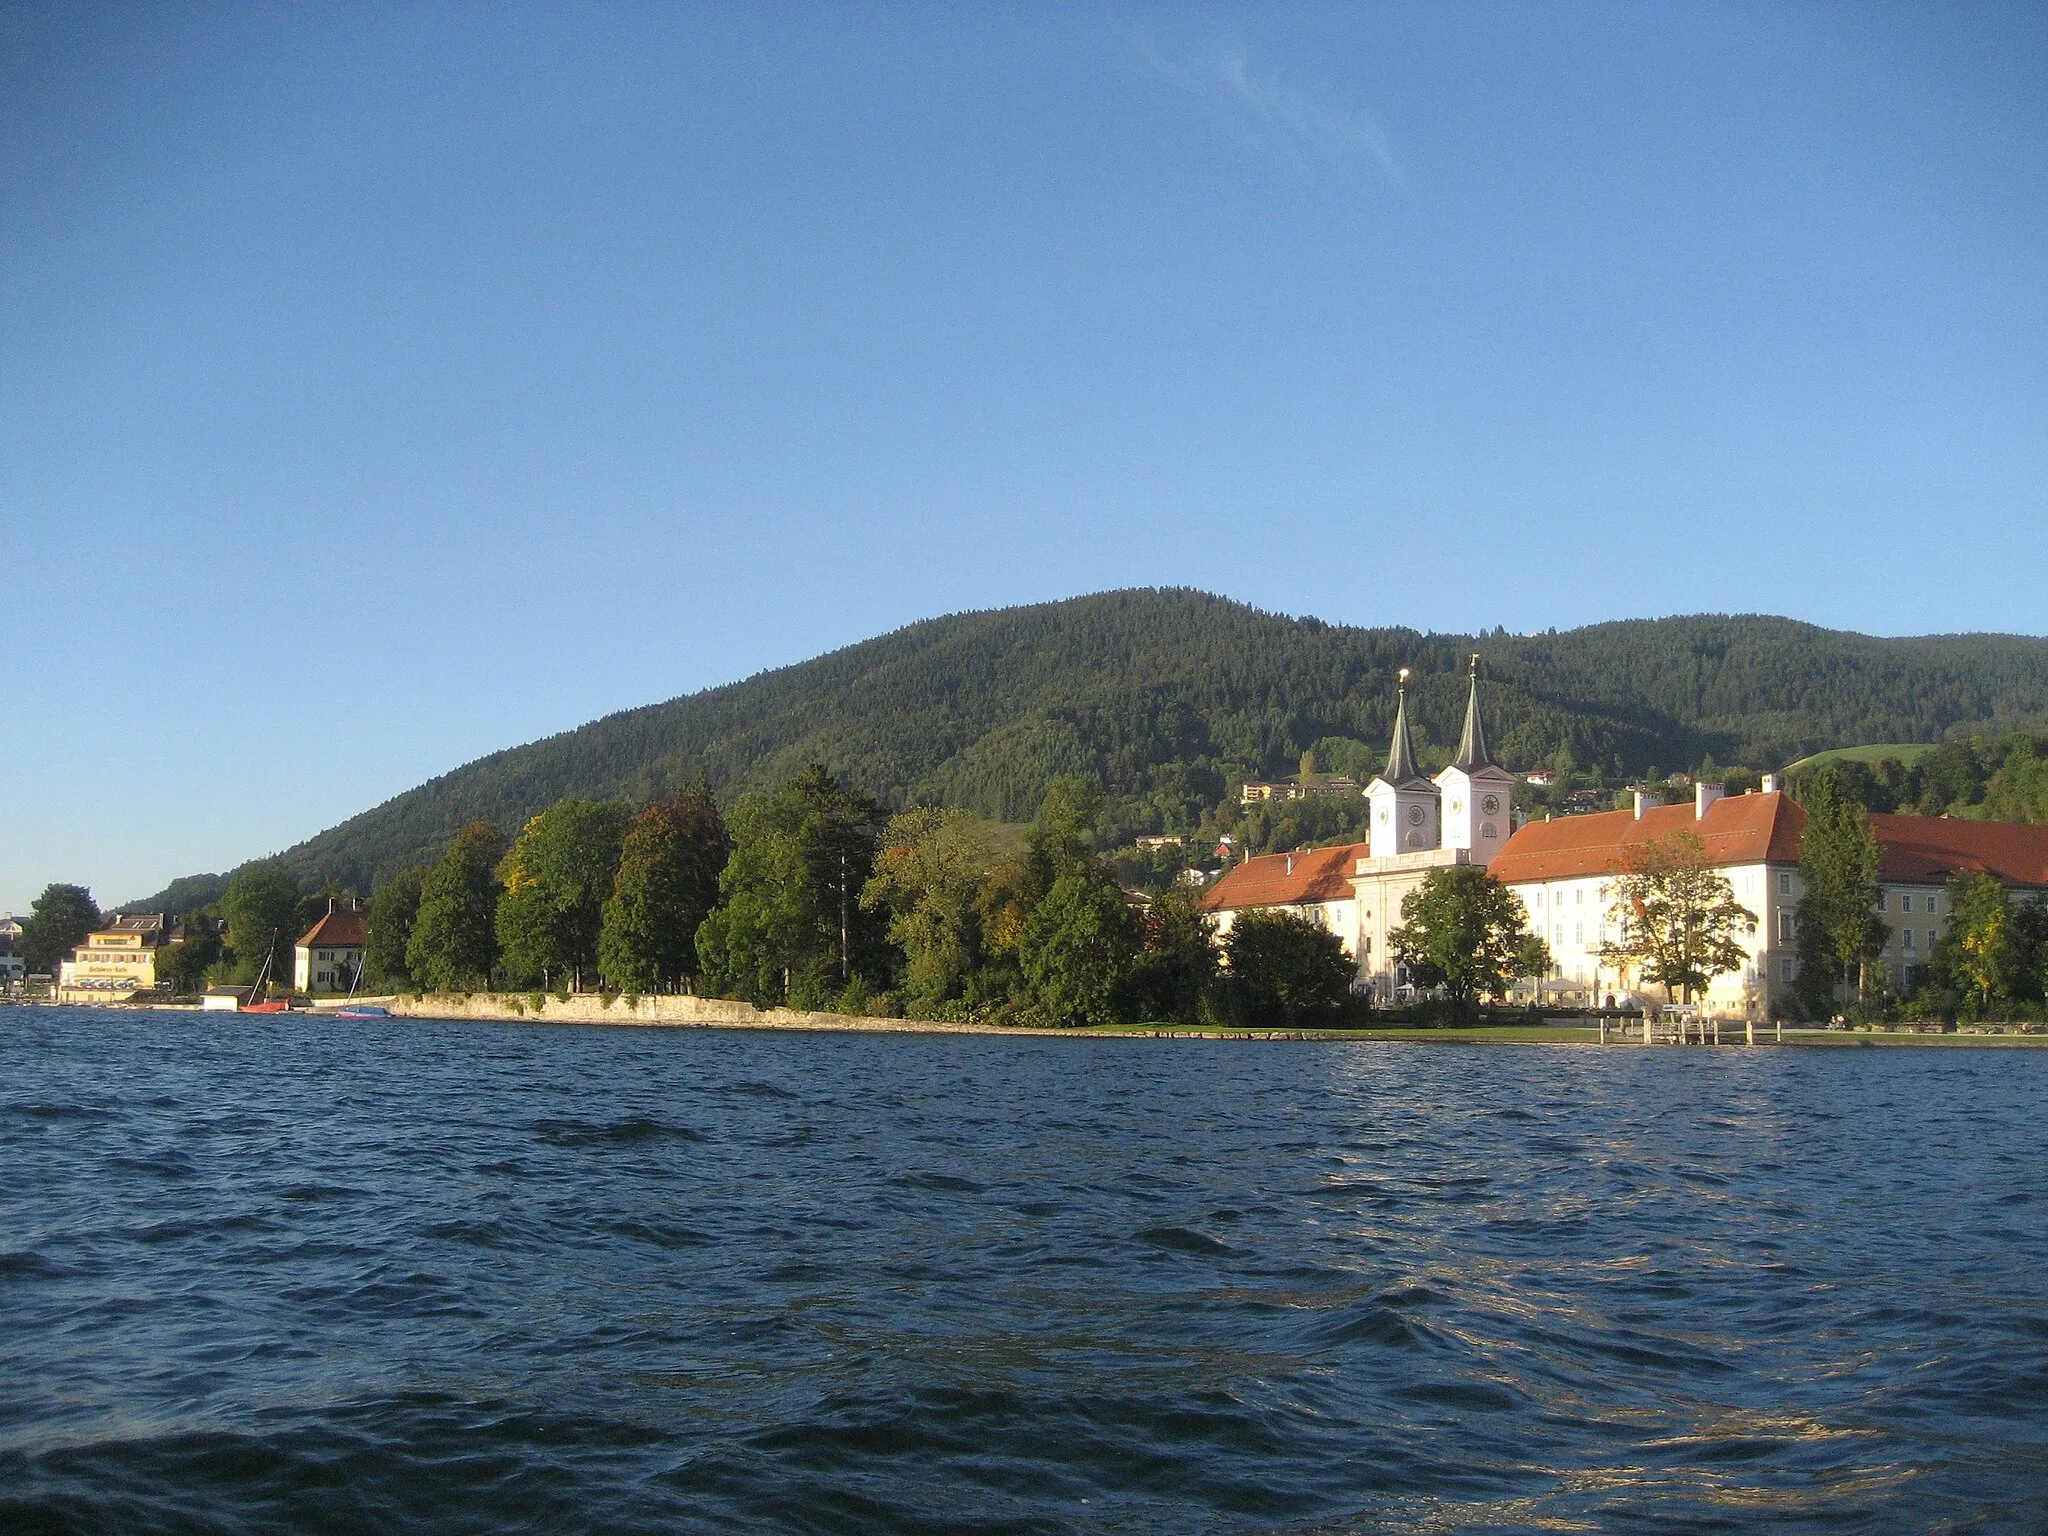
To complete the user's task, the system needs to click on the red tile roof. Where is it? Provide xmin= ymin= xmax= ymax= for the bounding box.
xmin=297 ymin=910 xmax=368 ymax=949
xmin=1490 ymin=793 xmax=2048 ymax=891
xmin=1488 ymin=792 xmax=1805 ymax=885
xmin=1200 ymin=843 xmax=1368 ymax=912
xmin=1868 ymin=814 xmax=2048 ymax=890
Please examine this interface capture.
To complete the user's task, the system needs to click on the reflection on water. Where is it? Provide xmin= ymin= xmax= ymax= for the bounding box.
xmin=2 ymin=1007 xmax=2045 ymax=1533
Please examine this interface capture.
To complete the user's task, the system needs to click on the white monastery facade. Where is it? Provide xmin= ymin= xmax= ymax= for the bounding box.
xmin=1203 ymin=663 xmax=2048 ymax=1016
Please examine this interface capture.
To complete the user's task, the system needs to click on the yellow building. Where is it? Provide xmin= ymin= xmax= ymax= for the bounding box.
xmin=56 ymin=913 xmax=170 ymax=1003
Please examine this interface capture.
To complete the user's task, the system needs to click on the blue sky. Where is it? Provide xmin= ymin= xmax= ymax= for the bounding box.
xmin=3 ymin=3 xmax=2043 ymax=912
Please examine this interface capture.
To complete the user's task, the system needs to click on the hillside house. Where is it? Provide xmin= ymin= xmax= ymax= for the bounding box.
xmin=294 ymin=905 xmax=368 ymax=993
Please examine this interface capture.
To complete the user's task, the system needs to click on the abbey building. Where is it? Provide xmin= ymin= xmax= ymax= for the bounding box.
xmin=1204 ymin=660 xmax=1524 ymax=1003
xmin=1200 ymin=661 xmax=2048 ymax=1016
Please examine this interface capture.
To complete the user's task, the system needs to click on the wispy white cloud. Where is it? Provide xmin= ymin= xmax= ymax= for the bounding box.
xmin=1132 ymin=31 xmax=1398 ymax=183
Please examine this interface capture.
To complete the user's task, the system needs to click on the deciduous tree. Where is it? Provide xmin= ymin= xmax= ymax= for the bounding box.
xmin=1122 ymin=886 xmax=1217 ymax=1025
xmin=1018 ymin=872 xmax=1139 ymax=1026
xmin=495 ymin=799 xmax=632 ymax=989
xmin=156 ymin=926 xmax=221 ymax=994
xmin=860 ymin=806 xmax=999 ymax=1015
xmin=1215 ymin=908 xmax=1354 ymax=1025
xmin=1598 ymin=831 xmax=1756 ymax=1003
xmin=22 ymin=884 xmax=100 ymax=975
xmin=364 ymin=868 xmax=425 ymax=987
xmin=221 ymin=865 xmax=301 ymax=986
xmin=598 ymin=783 xmax=729 ymax=993
xmin=1938 ymin=871 xmax=2015 ymax=1015
xmin=1388 ymin=866 xmax=1535 ymax=1008
xmin=695 ymin=766 xmax=886 ymax=1008
xmin=407 ymin=820 xmax=506 ymax=989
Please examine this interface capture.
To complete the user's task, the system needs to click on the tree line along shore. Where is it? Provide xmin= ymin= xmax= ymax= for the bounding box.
xmin=15 ymin=753 xmax=2048 ymax=1030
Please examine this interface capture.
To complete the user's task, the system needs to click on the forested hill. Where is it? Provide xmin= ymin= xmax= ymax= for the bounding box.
xmin=156 ymin=590 xmax=2048 ymax=899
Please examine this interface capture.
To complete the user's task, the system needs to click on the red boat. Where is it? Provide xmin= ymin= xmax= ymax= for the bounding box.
xmin=243 ymin=999 xmax=291 ymax=1013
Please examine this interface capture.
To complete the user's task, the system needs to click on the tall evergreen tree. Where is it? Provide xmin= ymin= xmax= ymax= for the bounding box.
xmin=407 ymin=820 xmax=506 ymax=989
xmin=1796 ymin=767 xmax=1887 ymax=1004
xmin=597 ymin=783 xmax=729 ymax=993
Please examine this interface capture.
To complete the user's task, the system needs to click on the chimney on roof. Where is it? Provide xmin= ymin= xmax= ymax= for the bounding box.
xmin=1695 ymin=782 xmax=1725 ymax=820
xmin=1633 ymin=789 xmax=1664 ymax=820
xmin=1761 ymin=772 xmax=1780 ymax=794
xmin=1285 ymin=853 xmax=1294 ymax=874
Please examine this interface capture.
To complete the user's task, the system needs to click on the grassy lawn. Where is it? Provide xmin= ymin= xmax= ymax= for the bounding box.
xmin=1073 ymin=1022 xmax=1605 ymax=1043
xmin=1066 ymin=1021 xmax=2048 ymax=1047
xmin=1784 ymin=742 xmax=1941 ymax=773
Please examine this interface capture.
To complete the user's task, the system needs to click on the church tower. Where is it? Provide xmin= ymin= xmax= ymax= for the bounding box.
xmin=1367 ymin=669 xmax=1441 ymax=859
xmin=1435 ymin=655 xmax=1517 ymax=866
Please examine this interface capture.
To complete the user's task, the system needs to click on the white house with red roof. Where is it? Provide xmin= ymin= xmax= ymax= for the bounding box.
xmin=1487 ymin=784 xmax=1801 ymax=1013
xmin=294 ymin=904 xmax=368 ymax=993
xmin=1490 ymin=790 xmax=2048 ymax=1014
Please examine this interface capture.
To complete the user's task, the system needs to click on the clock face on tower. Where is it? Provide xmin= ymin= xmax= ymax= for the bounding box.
xmin=1406 ymin=804 xmax=1425 ymax=827
xmin=1449 ymin=798 xmax=1463 ymax=814
xmin=1481 ymin=793 xmax=1501 ymax=816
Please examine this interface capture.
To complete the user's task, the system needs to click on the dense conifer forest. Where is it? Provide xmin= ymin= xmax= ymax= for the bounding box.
xmin=132 ymin=590 xmax=2048 ymax=903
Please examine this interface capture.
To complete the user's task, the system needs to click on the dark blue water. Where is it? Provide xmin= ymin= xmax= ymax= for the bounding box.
xmin=3 ymin=1009 xmax=2045 ymax=1534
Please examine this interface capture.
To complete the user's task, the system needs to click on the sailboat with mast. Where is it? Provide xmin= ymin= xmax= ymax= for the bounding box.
xmin=242 ymin=930 xmax=290 ymax=1013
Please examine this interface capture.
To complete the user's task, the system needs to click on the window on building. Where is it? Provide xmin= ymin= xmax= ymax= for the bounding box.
xmin=1779 ymin=911 xmax=1796 ymax=942
xmin=1781 ymin=956 xmax=1797 ymax=983
xmin=1778 ymin=872 xmax=1793 ymax=896
xmin=1904 ymin=929 xmax=1916 ymax=952
xmin=1876 ymin=892 xmax=1888 ymax=912
xmin=1927 ymin=894 xmax=1939 ymax=916
xmin=1574 ymin=888 xmax=1583 ymax=905
xmin=1900 ymin=894 xmax=1913 ymax=914
xmin=1574 ymin=924 xmax=1583 ymax=946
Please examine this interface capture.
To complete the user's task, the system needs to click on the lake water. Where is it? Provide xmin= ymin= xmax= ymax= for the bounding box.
xmin=2 ymin=1007 xmax=2044 ymax=1534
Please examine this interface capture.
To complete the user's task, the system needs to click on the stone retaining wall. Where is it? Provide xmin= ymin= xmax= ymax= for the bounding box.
xmin=385 ymin=991 xmax=1065 ymax=1035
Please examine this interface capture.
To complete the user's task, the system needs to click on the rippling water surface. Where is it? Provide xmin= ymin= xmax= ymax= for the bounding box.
xmin=3 ymin=1007 xmax=2045 ymax=1533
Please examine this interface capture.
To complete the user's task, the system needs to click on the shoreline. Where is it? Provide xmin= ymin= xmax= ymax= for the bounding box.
xmin=19 ymin=991 xmax=2048 ymax=1056
xmin=14 ymin=992 xmax=2044 ymax=1045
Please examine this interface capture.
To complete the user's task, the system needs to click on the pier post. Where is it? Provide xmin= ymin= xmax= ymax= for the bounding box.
xmin=1776 ymin=1019 xmax=1783 ymax=1044
xmin=1746 ymin=1019 xmax=1755 ymax=1046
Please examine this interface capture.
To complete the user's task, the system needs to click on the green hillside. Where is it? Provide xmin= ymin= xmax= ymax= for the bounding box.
xmin=134 ymin=590 xmax=2048 ymax=902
